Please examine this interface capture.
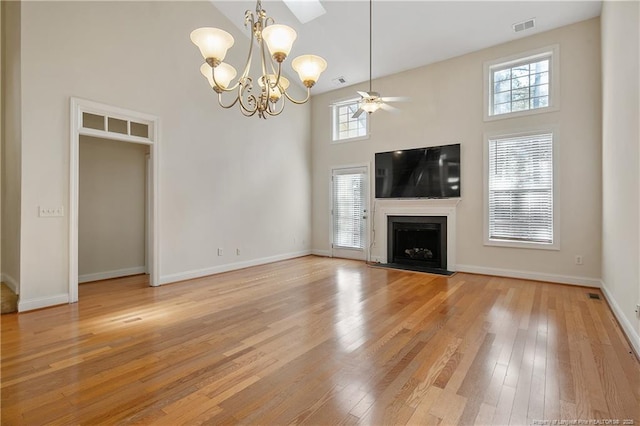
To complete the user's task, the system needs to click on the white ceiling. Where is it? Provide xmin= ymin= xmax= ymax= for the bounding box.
xmin=211 ymin=0 xmax=602 ymax=94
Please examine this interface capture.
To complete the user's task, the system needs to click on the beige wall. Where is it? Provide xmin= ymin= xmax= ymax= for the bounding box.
xmin=0 ymin=0 xmax=2 ymax=281
xmin=79 ymin=136 xmax=147 ymax=282
xmin=17 ymin=1 xmax=312 ymax=309
xmin=601 ymin=1 xmax=640 ymax=351
xmin=311 ymin=18 xmax=602 ymax=285
xmin=1 ymin=0 xmax=22 ymax=294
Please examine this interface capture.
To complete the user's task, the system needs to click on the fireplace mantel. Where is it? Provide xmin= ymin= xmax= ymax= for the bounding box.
xmin=374 ymin=198 xmax=460 ymax=271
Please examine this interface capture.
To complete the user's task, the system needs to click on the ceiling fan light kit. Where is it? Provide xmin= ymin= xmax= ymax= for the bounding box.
xmin=353 ymin=0 xmax=406 ymax=119
xmin=190 ymin=0 xmax=327 ymax=119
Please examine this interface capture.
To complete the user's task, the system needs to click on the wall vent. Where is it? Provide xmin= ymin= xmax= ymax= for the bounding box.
xmin=513 ymin=18 xmax=535 ymax=33
xmin=332 ymin=76 xmax=348 ymax=86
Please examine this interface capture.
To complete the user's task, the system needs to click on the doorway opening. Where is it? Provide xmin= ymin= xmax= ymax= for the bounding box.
xmin=70 ymin=98 xmax=159 ymax=303
xmin=78 ymin=136 xmax=149 ymax=284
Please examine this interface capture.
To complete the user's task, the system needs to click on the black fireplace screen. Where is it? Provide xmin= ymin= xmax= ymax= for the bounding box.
xmin=388 ymin=216 xmax=447 ymax=271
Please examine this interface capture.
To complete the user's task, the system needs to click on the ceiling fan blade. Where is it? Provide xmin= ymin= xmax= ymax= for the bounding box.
xmin=380 ymin=96 xmax=410 ymax=103
xmin=357 ymin=91 xmax=370 ymax=98
xmin=352 ymin=108 xmax=365 ymax=119
xmin=380 ymin=103 xmax=400 ymax=113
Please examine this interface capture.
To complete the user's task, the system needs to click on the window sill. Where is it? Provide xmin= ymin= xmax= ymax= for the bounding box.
xmin=483 ymin=104 xmax=559 ymax=122
xmin=484 ymin=238 xmax=560 ymax=251
xmin=331 ymin=134 xmax=370 ymax=145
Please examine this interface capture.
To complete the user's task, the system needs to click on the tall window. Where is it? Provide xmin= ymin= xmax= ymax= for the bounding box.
xmin=486 ymin=132 xmax=556 ymax=249
xmin=485 ymin=45 xmax=559 ymax=120
xmin=332 ymin=99 xmax=368 ymax=142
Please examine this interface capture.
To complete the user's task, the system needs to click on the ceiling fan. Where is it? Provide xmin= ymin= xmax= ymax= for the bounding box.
xmin=352 ymin=0 xmax=408 ymax=119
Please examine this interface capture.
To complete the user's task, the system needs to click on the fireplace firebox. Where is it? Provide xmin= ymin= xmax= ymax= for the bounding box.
xmin=387 ymin=216 xmax=449 ymax=274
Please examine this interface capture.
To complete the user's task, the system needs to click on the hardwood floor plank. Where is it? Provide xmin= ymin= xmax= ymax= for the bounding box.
xmin=474 ymin=402 xmax=497 ymax=425
xmin=483 ymin=362 xmax=508 ymax=407
xmin=491 ymin=384 xmax=517 ymax=425
xmin=456 ymin=333 xmax=502 ymax=424
xmin=428 ymin=387 xmax=467 ymax=425
xmin=555 ymin=288 xmax=577 ymax=405
xmin=565 ymin=293 xmax=593 ymax=420
xmin=1 ymin=256 xmax=639 ymax=425
xmin=543 ymin=308 xmax=562 ymax=421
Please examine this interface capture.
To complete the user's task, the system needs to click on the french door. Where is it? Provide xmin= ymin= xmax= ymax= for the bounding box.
xmin=331 ymin=166 xmax=369 ymax=260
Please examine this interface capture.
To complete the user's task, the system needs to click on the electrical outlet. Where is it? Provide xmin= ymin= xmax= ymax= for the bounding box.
xmin=217 ymin=248 xmax=223 ymax=256
xmin=39 ymin=206 xmax=64 ymax=217
xmin=236 ymin=248 xmax=241 ymax=256
xmin=575 ymin=255 xmax=583 ymax=265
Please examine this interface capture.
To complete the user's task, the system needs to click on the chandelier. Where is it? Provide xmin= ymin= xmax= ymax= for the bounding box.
xmin=191 ymin=0 xmax=327 ymax=119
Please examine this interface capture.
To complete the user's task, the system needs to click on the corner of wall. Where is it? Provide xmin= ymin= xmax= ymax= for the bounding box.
xmin=600 ymin=0 xmax=640 ymax=352
xmin=0 ymin=0 xmax=4 ymax=278
xmin=601 ymin=279 xmax=640 ymax=358
xmin=1 ymin=0 xmax=22 ymax=295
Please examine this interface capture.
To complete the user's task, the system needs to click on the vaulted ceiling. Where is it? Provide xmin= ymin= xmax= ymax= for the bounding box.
xmin=211 ymin=1 xmax=602 ymax=94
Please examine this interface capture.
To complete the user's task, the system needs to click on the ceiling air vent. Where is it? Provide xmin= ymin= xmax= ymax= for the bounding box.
xmin=332 ymin=76 xmax=348 ymax=86
xmin=513 ymin=18 xmax=535 ymax=33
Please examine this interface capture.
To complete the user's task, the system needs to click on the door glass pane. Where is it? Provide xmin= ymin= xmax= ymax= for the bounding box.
xmin=333 ymin=171 xmax=365 ymax=249
xmin=82 ymin=112 xmax=105 ymax=130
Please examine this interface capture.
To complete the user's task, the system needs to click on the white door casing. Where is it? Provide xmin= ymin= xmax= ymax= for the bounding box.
xmin=70 ymin=97 xmax=160 ymax=303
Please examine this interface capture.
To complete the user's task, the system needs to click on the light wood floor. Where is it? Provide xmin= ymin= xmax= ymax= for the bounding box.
xmin=1 ymin=256 xmax=639 ymax=425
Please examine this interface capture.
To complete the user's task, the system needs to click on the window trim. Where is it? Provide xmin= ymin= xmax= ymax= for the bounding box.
xmin=483 ymin=44 xmax=560 ymax=122
xmin=330 ymin=97 xmax=370 ymax=144
xmin=483 ymin=127 xmax=560 ymax=251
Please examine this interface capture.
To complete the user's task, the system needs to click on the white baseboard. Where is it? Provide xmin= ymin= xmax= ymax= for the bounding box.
xmin=159 ymin=250 xmax=312 ymax=285
xmin=18 ymin=293 xmax=69 ymax=312
xmin=311 ymin=249 xmax=331 ymax=257
xmin=600 ymin=281 xmax=640 ymax=357
xmin=455 ymin=264 xmax=601 ymax=288
xmin=79 ymin=266 xmax=146 ymax=284
xmin=1 ymin=273 xmax=19 ymax=294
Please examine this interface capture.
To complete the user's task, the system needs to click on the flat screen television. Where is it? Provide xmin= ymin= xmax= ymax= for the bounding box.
xmin=375 ymin=144 xmax=461 ymax=199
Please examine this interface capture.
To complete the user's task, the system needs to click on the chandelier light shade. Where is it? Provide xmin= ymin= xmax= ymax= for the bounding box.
xmin=190 ymin=0 xmax=327 ymax=119
xmin=259 ymin=74 xmax=290 ymax=102
xmin=291 ymin=55 xmax=328 ymax=88
xmin=200 ymin=62 xmax=237 ymax=91
xmin=190 ymin=28 xmax=234 ymax=65
xmin=261 ymin=24 xmax=297 ymax=61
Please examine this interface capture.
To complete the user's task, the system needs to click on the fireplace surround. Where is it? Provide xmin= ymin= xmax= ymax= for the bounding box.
xmin=375 ymin=199 xmax=459 ymax=273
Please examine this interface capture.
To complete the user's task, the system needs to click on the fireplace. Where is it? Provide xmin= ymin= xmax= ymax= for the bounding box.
xmin=377 ymin=198 xmax=459 ymax=273
xmin=387 ymin=216 xmax=449 ymax=273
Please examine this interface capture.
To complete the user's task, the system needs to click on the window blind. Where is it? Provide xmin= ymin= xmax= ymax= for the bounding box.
xmin=488 ymin=133 xmax=553 ymax=244
xmin=332 ymin=171 xmax=365 ymax=249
